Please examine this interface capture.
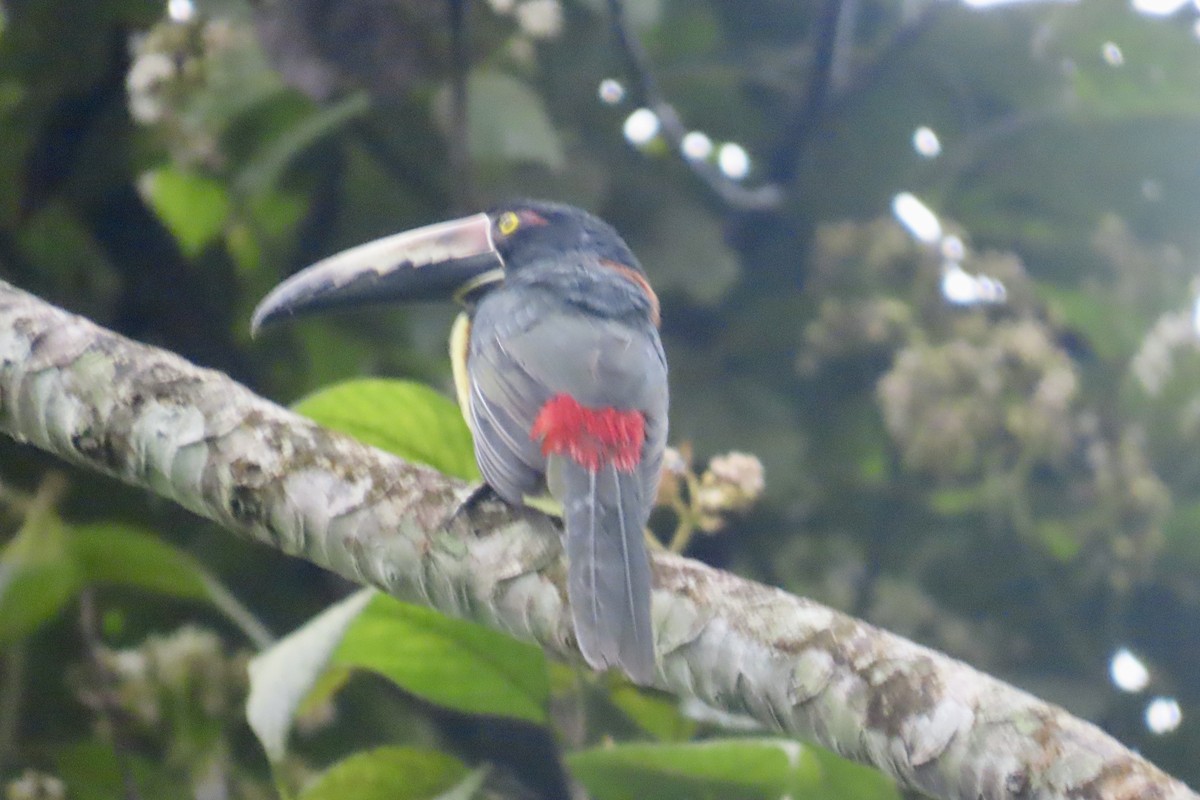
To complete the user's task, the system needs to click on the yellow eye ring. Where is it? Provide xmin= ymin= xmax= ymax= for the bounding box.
xmin=498 ymin=212 xmax=520 ymax=236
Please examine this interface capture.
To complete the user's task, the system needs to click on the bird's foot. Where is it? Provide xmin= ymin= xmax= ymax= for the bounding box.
xmin=443 ymin=482 xmax=502 ymax=528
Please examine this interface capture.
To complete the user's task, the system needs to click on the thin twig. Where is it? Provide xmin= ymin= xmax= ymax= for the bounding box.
xmin=200 ymin=573 xmax=276 ymax=651
xmin=79 ymin=590 xmax=143 ymax=800
xmin=605 ymin=0 xmax=782 ymax=211
xmin=667 ymin=468 xmax=702 ymax=554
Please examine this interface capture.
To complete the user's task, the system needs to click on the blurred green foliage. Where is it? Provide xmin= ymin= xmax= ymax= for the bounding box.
xmin=297 ymin=746 xmax=471 ymax=800
xmin=293 ymin=379 xmax=480 ymax=481
xmin=3 ymin=0 xmax=1200 ymax=796
xmin=565 ymin=738 xmax=900 ymax=800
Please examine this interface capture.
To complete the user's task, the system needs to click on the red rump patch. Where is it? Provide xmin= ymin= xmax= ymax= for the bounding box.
xmin=531 ymin=394 xmax=645 ymax=473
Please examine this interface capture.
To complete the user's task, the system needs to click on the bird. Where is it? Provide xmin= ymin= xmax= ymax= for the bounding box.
xmin=251 ymin=200 xmax=667 ymax=684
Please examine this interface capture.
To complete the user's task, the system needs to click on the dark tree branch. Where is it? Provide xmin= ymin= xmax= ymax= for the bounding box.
xmin=447 ymin=0 xmax=474 ymax=212
xmin=765 ymin=0 xmax=947 ymax=191
xmin=827 ymin=1 xmax=947 ymax=108
xmin=765 ymin=0 xmax=846 ymax=185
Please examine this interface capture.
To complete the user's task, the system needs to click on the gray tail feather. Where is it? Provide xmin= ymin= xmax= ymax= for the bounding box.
xmin=560 ymin=460 xmax=655 ymax=683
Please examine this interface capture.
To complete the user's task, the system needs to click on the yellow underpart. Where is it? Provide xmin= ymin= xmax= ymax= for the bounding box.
xmin=449 ymin=312 xmax=473 ymax=428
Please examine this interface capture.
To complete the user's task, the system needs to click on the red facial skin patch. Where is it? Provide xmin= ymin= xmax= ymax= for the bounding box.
xmin=531 ymin=394 xmax=646 ymax=473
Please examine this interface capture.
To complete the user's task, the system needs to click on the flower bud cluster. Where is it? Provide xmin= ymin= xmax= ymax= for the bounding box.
xmin=797 ymin=217 xmax=1169 ymax=587
xmin=655 ymin=446 xmax=765 ymax=550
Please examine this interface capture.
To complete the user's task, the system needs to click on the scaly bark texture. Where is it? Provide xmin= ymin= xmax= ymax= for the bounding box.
xmin=0 ymin=279 xmax=1193 ymax=800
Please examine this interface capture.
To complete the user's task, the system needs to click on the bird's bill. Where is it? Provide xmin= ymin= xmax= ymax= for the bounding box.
xmin=251 ymin=212 xmax=503 ymax=335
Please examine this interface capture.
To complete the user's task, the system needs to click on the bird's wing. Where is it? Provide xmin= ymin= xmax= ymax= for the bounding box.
xmin=468 ymin=286 xmax=668 ymax=495
xmin=465 ymin=302 xmax=551 ymax=504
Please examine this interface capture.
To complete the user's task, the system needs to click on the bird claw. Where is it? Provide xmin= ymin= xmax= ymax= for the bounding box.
xmin=442 ymin=482 xmax=502 ymax=529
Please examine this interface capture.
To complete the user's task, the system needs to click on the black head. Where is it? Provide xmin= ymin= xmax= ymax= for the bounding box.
xmin=487 ymin=200 xmax=642 ymax=274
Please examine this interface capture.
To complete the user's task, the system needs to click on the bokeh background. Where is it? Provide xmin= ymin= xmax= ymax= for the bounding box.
xmin=2 ymin=0 xmax=1200 ymax=796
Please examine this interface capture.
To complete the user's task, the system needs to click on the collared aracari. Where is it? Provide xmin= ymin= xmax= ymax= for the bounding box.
xmin=251 ymin=200 xmax=667 ymax=683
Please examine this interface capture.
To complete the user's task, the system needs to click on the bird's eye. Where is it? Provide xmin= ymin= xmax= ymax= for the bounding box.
xmin=497 ymin=212 xmax=520 ymax=236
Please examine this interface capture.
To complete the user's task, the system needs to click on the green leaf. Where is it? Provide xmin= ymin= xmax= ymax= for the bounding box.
xmin=297 ymin=663 xmax=354 ymax=721
xmin=293 ymin=378 xmax=479 ymax=480
xmin=236 ymin=91 xmax=370 ymax=197
xmin=68 ymin=523 xmax=211 ymax=601
xmin=299 ymin=746 xmax=468 ymax=800
xmin=68 ymin=522 xmax=273 ymax=647
xmin=463 ymin=71 xmax=565 ymax=169
xmin=567 ymin=738 xmax=823 ymax=800
xmin=333 ymin=594 xmax=548 ymax=724
xmin=52 ymin=741 xmax=176 ymax=800
xmin=141 ymin=166 xmax=231 ymax=257
xmin=609 ymin=684 xmax=695 ymax=742
xmin=1036 ymin=519 xmax=1081 ymax=563
xmin=1035 ymin=283 xmax=1139 ymax=362
xmin=434 ymin=766 xmax=489 ymax=800
xmin=928 ymin=486 xmax=986 ymax=517
xmin=0 ymin=503 xmax=80 ymax=645
xmin=808 ymin=745 xmax=902 ymax=800
xmin=247 ymin=591 xmax=548 ymax=763
xmin=247 ymin=588 xmax=376 ymax=762
xmin=52 ymin=741 xmax=125 ymax=800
